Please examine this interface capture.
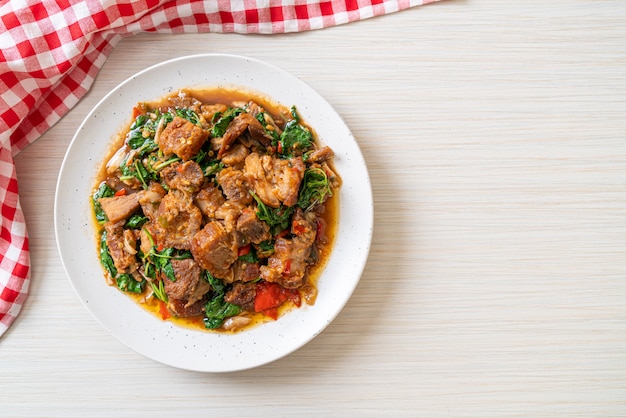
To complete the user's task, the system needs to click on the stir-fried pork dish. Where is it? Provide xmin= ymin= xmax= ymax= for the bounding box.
xmin=92 ymin=88 xmax=341 ymax=332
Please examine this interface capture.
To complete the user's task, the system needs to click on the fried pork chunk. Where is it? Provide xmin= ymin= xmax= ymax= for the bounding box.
xmin=244 ymin=152 xmax=305 ymax=208
xmin=158 ymin=116 xmax=207 ymax=161
xmin=191 ymin=221 xmax=237 ymax=281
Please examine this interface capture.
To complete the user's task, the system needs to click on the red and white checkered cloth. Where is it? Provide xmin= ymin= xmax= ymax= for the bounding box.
xmin=0 ymin=0 xmax=438 ymax=336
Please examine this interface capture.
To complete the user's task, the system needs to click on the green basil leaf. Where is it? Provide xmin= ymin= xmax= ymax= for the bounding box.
xmin=99 ymin=232 xmax=117 ymax=278
xmin=125 ymin=214 xmax=148 ymax=229
xmin=211 ymin=107 xmax=244 ymax=137
xmin=116 ymin=273 xmax=145 ymax=293
xmin=203 ymin=295 xmax=242 ymax=329
xmin=175 ymin=108 xmax=201 ymax=125
xmin=205 ymin=271 xmax=225 ymax=295
xmin=297 ymin=167 xmax=332 ymax=211
xmin=93 ymin=183 xmax=115 ymax=223
xmin=162 ymin=259 xmax=176 ymax=282
xmin=250 ymin=192 xmax=294 ymax=234
xmin=278 ymin=121 xmax=312 ymax=158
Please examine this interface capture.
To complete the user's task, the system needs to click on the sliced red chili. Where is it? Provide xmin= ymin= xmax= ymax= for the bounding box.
xmin=255 ymin=282 xmax=281 ymax=311
xmin=292 ymin=220 xmax=306 ymax=236
xmin=158 ymin=300 xmax=171 ymax=320
xmin=238 ymin=244 xmax=251 ymax=257
xmin=263 ymin=307 xmax=279 ymax=320
xmin=283 ymin=259 xmax=292 ymax=275
xmin=254 ymin=281 xmax=300 ymax=320
xmin=132 ymin=105 xmax=143 ymax=120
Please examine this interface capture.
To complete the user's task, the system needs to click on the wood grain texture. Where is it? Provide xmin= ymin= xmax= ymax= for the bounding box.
xmin=4 ymin=0 xmax=626 ymax=415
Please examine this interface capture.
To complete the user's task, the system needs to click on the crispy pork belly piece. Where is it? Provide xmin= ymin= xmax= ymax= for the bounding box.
xmin=214 ymin=201 xmax=245 ymax=233
xmin=159 ymin=116 xmax=208 ymax=161
xmin=155 ymin=189 xmax=203 ymax=250
xmin=98 ymin=193 xmax=140 ymax=223
xmin=161 ymin=161 xmax=205 ymax=194
xmin=217 ymin=167 xmax=252 ymax=205
xmin=245 ymin=101 xmax=281 ymax=145
xmin=307 ymin=146 xmax=334 ymax=164
xmin=259 ymin=209 xmax=316 ymax=288
xmin=244 ymin=152 xmax=305 ymax=208
xmin=224 ymin=282 xmax=257 ymax=311
xmin=235 ymin=207 xmax=271 ymax=245
xmin=166 ymin=89 xmax=203 ymax=112
xmin=163 ymin=258 xmax=210 ymax=308
xmin=103 ymin=220 xmax=138 ymax=274
xmin=168 ymin=297 xmax=206 ymax=318
xmin=217 ymin=112 xmax=266 ymax=158
xmin=194 ymin=184 xmax=226 ymax=220
xmin=232 ymin=260 xmax=261 ymax=284
xmin=220 ymin=143 xmax=250 ymax=167
xmin=191 ymin=221 xmax=237 ymax=281
xmin=139 ymin=224 xmax=156 ymax=256
xmin=137 ymin=183 xmax=166 ymax=221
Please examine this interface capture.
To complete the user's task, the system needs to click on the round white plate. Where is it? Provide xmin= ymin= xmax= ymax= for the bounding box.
xmin=54 ymin=54 xmax=373 ymax=372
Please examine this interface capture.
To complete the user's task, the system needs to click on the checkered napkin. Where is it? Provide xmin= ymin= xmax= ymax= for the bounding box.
xmin=0 ymin=0 xmax=437 ymax=336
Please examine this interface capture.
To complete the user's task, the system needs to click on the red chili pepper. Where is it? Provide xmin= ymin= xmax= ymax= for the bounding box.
xmin=158 ymin=300 xmax=171 ymax=320
xmin=292 ymin=220 xmax=306 ymax=236
xmin=114 ymin=188 xmax=127 ymax=197
xmin=277 ymin=141 xmax=283 ymax=154
xmin=255 ymin=282 xmax=281 ymax=314
xmin=316 ymin=219 xmax=326 ymax=242
xmin=238 ymin=244 xmax=251 ymax=257
xmin=283 ymin=259 xmax=292 ymax=275
xmin=263 ymin=307 xmax=279 ymax=320
xmin=132 ymin=105 xmax=143 ymax=120
xmin=254 ymin=281 xmax=300 ymax=320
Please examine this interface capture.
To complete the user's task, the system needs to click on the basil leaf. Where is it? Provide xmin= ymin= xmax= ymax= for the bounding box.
xmin=93 ymin=183 xmax=115 ymax=223
xmin=99 ymin=232 xmax=117 ymax=278
xmin=203 ymin=295 xmax=242 ymax=329
xmin=119 ymin=156 xmax=157 ymax=190
xmin=255 ymin=113 xmax=279 ymax=142
xmin=278 ymin=121 xmax=312 ymax=158
xmin=142 ymin=247 xmax=190 ymax=283
xmin=205 ymin=271 xmax=225 ymax=295
xmin=290 ymin=105 xmax=300 ymax=122
xmin=211 ymin=107 xmax=244 ymax=137
xmin=256 ymin=240 xmax=275 ymax=258
xmin=251 ymin=192 xmax=293 ymax=235
xmin=116 ymin=273 xmax=145 ymax=293
xmin=203 ymin=160 xmax=224 ymax=177
xmin=298 ymin=167 xmax=332 ymax=211
xmin=175 ymin=108 xmax=201 ymax=125
xmin=125 ymin=214 xmax=148 ymax=229
xmin=126 ymin=115 xmax=148 ymax=149
xmin=161 ymin=260 xmax=176 ymax=282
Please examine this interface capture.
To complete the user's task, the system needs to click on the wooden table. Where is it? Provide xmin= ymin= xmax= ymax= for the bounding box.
xmin=4 ymin=0 xmax=626 ymax=415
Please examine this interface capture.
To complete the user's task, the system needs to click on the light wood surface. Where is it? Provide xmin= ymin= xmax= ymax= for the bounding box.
xmin=4 ymin=0 xmax=626 ymax=415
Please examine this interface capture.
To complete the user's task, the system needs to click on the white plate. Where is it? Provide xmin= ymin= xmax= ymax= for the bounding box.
xmin=54 ymin=54 xmax=373 ymax=372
